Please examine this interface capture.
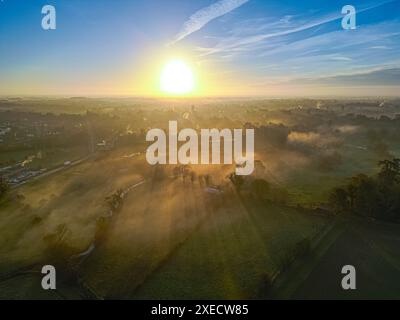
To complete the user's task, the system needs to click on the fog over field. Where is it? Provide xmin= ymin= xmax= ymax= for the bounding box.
xmin=1 ymin=0 xmax=400 ymax=306
xmin=0 ymin=97 xmax=399 ymax=299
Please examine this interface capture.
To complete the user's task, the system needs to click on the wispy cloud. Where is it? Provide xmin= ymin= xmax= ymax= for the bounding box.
xmin=195 ymin=0 xmax=397 ymax=57
xmin=256 ymin=20 xmax=400 ymax=58
xmin=171 ymin=0 xmax=250 ymax=44
xmin=294 ymin=67 xmax=400 ymax=86
xmin=370 ymin=45 xmax=391 ymax=49
xmin=330 ymin=56 xmax=353 ymax=61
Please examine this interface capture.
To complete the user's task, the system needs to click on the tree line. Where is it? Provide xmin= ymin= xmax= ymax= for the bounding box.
xmin=329 ymin=158 xmax=400 ymax=222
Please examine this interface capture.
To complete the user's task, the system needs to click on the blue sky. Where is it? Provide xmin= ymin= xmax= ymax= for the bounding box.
xmin=0 ymin=0 xmax=399 ymax=96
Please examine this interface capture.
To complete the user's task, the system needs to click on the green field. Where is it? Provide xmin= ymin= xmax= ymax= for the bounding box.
xmin=78 ymin=174 xmax=328 ymax=299
xmin=0 ymin=101 xmax=400 ymax=300
xmin=0 ymin=148 xmax=330 ymax=299
xmin=273 ymin=217 xmax=400 ymax=299
xmin=0 ymin=149 xmax=149 ymax=277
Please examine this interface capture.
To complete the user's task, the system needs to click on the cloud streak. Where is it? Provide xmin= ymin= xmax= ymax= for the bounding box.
xmin=172 ymin=0 xmax=250 ymax=44
xmin=300 ymin=67 xmax=400 ymax=86
xmin=194 ymin=0 xmax=398 ymax=57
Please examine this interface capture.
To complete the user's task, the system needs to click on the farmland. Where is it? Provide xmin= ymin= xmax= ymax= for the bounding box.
xmin=0 ymin=97 xmax=399 ymax=299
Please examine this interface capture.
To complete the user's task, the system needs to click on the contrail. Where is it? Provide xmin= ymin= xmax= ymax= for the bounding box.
xmin=171 ymin=0 xmax=250 ymax=44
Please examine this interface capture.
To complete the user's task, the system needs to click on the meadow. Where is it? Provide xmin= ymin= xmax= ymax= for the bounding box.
xmin=0 ymin=98 xmax=399 ymax=299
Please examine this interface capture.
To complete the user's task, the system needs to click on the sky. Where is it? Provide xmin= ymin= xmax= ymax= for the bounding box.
xmin=0 ymin=0 xmax=399 ymax=97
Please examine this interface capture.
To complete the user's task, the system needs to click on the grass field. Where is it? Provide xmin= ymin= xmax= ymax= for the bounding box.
xmin=294 ymin=218 xmax=400 ymax=299
xmin=271 ymin=216 xmax=400 ymax=299
xmin=0 ymin=149 xmax=150 ymax=278
xmin=80 ymin=174 xmax=328 ymax=299
xmin=259 ymin=138 xmax=398 ymax=205
xmin=0 ymin=142 xmax=399 ymax=299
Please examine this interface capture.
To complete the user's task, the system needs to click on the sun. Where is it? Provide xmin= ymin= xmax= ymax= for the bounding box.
xmin=160 ymin=59 xmax=194 ymax=95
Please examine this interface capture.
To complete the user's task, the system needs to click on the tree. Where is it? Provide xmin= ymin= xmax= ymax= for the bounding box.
xmin=329 ymin=158 xmax=400 ymax=222
xmin=380 ymin=183 xmax=400 ymax=221
xmin=347 ymin=174 xmax=382 ymax=217
xmin=190 ymin=171 xmax=197 ymax=183
xmin=105 ymin=189 xmax=124 ymax=211
xmin=204 ymin=174 xmax=212 ymax=186
xmin=377 ymin=158 xmax=400 ymax=220
xmin=173 ymin=166 xmax=181 ymax=178
xmin=329 ymin=187 xmax=349 ymax=214
xmin=228 ymin=172 xmax=244 ymax=191
xmin=378 ymin=158 xmax=400 ymax=185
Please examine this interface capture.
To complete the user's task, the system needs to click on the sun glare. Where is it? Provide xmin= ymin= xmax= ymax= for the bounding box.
xmin=160 ymin=59 xmax=194 ymax=95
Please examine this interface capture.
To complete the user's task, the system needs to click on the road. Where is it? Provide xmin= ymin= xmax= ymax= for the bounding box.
xmin=11 ymin=120 xmax=98 ymax=189
xmin=10 ymin=154 xmax=94 ymax=189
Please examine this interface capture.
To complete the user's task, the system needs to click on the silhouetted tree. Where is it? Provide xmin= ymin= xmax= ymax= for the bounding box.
xmin=348 ymin=174 xmax=382 ymax=217
xmin=204 ymin=174 xmax=212 ymax=186
xmin=105 ymin=189 xmax=124 ymax=211
xmin=228 ymin=172 xmax=244 ymax=191
xmin=328 ymin=159 xmax=400 ymax=222
xmin=190 ymin=171 xmax=197 ymax=183
xmin=378 ymin=158 xmax=400 ymax=185
xmin=329 ymin=187 xmax=349 ymax=214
